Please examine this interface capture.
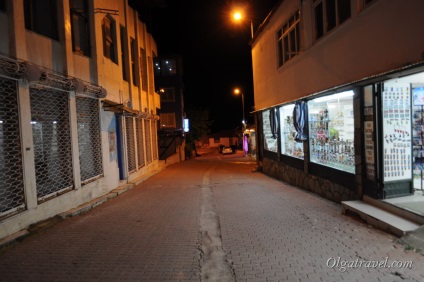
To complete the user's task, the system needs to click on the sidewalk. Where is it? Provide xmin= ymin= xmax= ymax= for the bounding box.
xmin=0 ymin=156 xmax=423 ymax=281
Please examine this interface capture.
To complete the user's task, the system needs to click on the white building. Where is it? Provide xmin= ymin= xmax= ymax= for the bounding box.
xmin=0 ymin=0 xmax=168 ymax=241
xmin=251 ymin=0 xmax=424 ymax=204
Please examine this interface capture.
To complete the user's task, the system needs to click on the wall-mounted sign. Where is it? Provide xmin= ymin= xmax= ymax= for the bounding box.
xmin=184 ymin=118 xmax=189 ymax=132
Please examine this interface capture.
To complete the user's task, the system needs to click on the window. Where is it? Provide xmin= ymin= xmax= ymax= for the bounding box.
xmin=130 ymin=38 xmax=138 ymax=86
xmin=262 ymin=109 xmax=278 ymax=153
xmin=148 ymin=56 xmax=154 ymax=94
xmin=76 ymin=97 xmax=103 ymax=183
xmin=30 ymin=88 xmax=73 ymax=199
xmin=279 ymin=104 xmax=304 ymax=159
xmin=277 ymin=10 xmax=300 ymax=67
xmin=120 ymin=26 xmax=129 ymax=81
xmin=102 ymin=15 xmax=117 ymax=63
xmin=160 ymin=113 xmax=176 ymax=128
xmin=0 ymin=0 xmax=6 ymax=12
xmin=140 ymin=48 xmax=147 ymax=91
xmin=363 ymin=0 xmax=376 ymax=6
xmin=70 ymin=0 xmax=90 ymax=56
xmin=159 ymin=88 xmax=176 ymax=102
xmin=308 ymin=91 xmax=355 ymax=173
xmin=24 ymin=0 xmax=58 ymax=40
xmin=314 ymin=0 xmax=351 ymax=40
xmin=360 ymin=0 xmax=376 ymax=11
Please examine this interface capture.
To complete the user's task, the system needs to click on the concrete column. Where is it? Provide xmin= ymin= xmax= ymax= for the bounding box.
xmin=8 ymin=0 xmax=27 ymax=60
xmin=18 ymin=81 xmax=37 ymax=209
xmin=58 ymin=0 xmax=75 ymax=76
xmin=69 ymin=91 xmax=82 ymax=189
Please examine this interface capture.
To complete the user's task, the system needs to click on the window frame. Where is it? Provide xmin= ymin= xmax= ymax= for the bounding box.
xmin=0 ymin=0 xmax=6 ymax=12
xmin=277 ymin=10 xmax=301 ymax=67
xmin=24 ymin=0 xmax=59 ymax=40
xmin=102 ymin=14 xmax=117 ymax=63
xmin=70 ymin=0 xmax=90 ymax=56
xmin=313 ymin=0 xmax=351 ymax=41
xmin=120 ymin=25 xmax=129 ymax=81
xmin=130 ymin=37 xmax=138 ymax=86
xmin=140 ymin=48 xmax=147 ymax=91
xmin=160 ymin=113 xmax=176 ymax=128
xmin=160 ymin=87 xmax=176 ymax=103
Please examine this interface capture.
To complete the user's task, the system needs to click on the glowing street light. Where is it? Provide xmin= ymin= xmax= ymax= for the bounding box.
xmin=234 ymin=87 xmax=246 ymax=129
xmin=231 ymin=9 xmax=254 ymax=38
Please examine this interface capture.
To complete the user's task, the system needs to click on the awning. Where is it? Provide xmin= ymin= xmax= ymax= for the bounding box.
xmin=102 ymin=99 xmax=139 ymax=116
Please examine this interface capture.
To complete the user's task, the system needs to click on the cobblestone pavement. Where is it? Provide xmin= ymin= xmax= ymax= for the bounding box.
xmin=1 ymin=150 xmax=424 ymax=281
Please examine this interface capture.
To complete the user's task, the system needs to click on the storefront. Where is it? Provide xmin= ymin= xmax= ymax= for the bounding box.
xmin=257 ymin=65 xmax=424 ymax=205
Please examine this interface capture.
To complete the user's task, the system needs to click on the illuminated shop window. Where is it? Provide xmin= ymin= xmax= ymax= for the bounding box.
xmin=279 ymin=104 xmax=303 ymax=159
xmin=308 ymin=91 xmax=355 ymax=173
xmin=262 ymin=109 xmax=278 ymax=153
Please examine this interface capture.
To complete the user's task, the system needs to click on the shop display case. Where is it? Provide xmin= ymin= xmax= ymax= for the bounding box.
xmin=308 ymin=91 xmax=355 ymax=173
xmin=262 ymin=109 xmax=278 ymax=153
xmin=279 ymin=105 xmax=304 ymax=159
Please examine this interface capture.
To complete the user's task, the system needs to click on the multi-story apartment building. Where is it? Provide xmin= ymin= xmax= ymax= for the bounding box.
xmin=0 ymin=0 xmax=164 ymax=241
xmin=154 ymin=55 xmax=186 ymax=161
xmin=251 ymin=0 xmax=424 ymax=207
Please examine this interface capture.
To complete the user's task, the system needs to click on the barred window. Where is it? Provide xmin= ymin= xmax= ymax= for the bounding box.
xmin=277 ymin=10 xmax=300 ymax=67
xmin=126 ymin=117 xmax=136 ymax=173
xmin=144 ymin=119 xmax=152 ymax=163
xmin=136 ymin=118 xmax=145 ymax=168
xmin=152 ymin=121 xmax=158 ymax=160
xmin=76 ymin=97 xmax=103 ymax=183
xmin=0 ymin=77 xmax=25 ymax=215
xmin=30 ymin=88 xmax=73 ymax=200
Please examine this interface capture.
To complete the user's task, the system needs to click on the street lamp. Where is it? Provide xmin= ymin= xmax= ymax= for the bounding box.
xmin=233 ymin=88 xmax=245 ymax=129
xmin=231 ymin=9 xmax=254 ymax=38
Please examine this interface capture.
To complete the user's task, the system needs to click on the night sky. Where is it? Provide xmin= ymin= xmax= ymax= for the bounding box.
xmin=150 ymin=0 xmax=280 ymax=133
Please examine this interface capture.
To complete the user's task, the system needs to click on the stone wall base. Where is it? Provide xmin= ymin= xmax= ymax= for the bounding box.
xmin=263 ymin=158 xmax=359 ymax=203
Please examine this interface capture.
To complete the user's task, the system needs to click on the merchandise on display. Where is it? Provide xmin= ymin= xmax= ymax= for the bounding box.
xmin=308 ymin=93 xmax=355 ymax=173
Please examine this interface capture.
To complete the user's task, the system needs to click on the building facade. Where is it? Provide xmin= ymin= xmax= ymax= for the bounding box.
xmin=0 ymin=0 xmax=163 ymax=241
xmin=251 ymin=0 xmax=424 ymax=203
xmin=154 ymin=55 xmax=186 ymax=161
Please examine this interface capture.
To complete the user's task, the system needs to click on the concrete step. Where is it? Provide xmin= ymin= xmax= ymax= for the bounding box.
xmin=341 ymin=200 xmax=420 ymax=237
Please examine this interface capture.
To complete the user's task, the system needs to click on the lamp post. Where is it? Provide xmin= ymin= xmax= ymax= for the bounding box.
xmin=234 ymin=88 xmax=245 ymax=129
xmin=232 ymin=10 xmax=254 ymax=38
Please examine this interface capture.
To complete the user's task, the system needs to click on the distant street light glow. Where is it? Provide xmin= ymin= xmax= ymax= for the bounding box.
xmin=233 ymin=87 xmax=245 ymax=129
xmin=233 ymin=11 xmax=242 ymax=21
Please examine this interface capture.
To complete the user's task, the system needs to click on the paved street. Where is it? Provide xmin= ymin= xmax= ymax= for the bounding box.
xmin=1 ymin=149 xmax=424 ymax=281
